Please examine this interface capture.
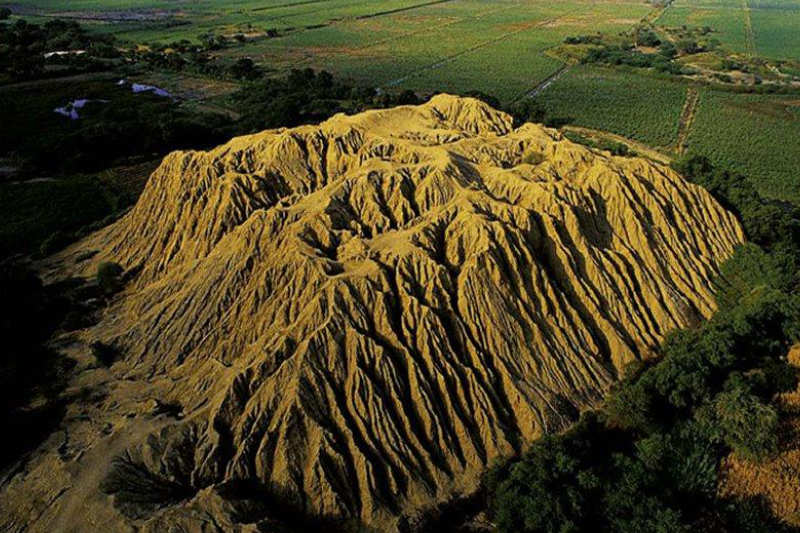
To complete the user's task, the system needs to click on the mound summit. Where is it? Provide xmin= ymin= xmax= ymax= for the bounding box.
xmin=2 ymin=95 xmax=744 ymax=531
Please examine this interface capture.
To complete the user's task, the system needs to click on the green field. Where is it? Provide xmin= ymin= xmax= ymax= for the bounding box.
xmin=686 ymin=90 xmax=800 ymax=203
xmin=657 ymin=5 xmax=749 ymax=54
xmin=536 ymin=65 xmax=687 ymax=146
xmin=13 ymin=0 xmax=655 ymax=102
xmin=659 ymin=0 xmax=800 ymax=59
xmin=750 ymin=8 xmax=800 ymax=59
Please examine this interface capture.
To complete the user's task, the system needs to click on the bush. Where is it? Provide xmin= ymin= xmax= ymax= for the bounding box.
xmin=508 ymin=99 xmax=546 ymax=126
xmin=39 ymin=230 xmax=73 ymax=257
xmin=90 ymin=340 xmax=117 ymax=366
xmin=522 ymin=151 xmax=545 ymax=165
xmin=229 ymin=57 xmax=260 ymax=80
xmin=712 ymin=387 xmax=779 ymax=461
xmin=96 ymin=261 xmax=124 ymax=295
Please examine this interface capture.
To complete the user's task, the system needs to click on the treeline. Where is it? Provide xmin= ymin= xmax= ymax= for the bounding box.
xmin=486 ymin=156 xmax=800 ymax=532
xmin=0 ymin=19 xmax=118 ymax=82
xmin=231 ymin=68 xmax=420 ymax=131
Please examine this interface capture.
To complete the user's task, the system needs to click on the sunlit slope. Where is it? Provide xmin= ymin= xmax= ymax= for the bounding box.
xmin=5 ymin=95 xmax=745 ymax=531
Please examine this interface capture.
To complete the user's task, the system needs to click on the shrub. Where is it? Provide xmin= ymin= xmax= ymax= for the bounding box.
xmin=712 ymin=387 xmax=779 ymax=461
xmin=229 ymin=57 xmax=260 ymax=80
xmin=39 ymin=230 xmax=73 ymax=257
xmin=508 ymin=99 xmax=546 ymax=126
xmin=522 ymin=151 xmax=545 ymax=165
xmin=96 ymin=261 xmax=124 ymax=295
xmin=90 ymin=340 xmax=117 ymax=366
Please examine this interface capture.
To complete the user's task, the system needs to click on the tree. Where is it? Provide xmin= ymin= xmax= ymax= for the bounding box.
xmin=97 ymin=261 xmax=124 ymax=295
xmin=713 ymin=387 xmax=779 ymax=462
xmin=229 ymin=57 xmax=260 ymax=80
xmin=509 ymin=99 xmax=546 ymax=126
xmin=0 ymin=7 xmax=11 ymax=20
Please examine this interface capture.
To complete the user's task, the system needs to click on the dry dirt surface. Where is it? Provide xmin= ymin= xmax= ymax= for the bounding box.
xmin=720 ymin=345 xmax=800 ymax=526
xmin=1 ymin=95 xmax=745 ymax=532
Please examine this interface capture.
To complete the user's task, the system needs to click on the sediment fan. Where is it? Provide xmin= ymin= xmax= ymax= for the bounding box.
xmin=2 ymin=95 xmax=743 ymax=531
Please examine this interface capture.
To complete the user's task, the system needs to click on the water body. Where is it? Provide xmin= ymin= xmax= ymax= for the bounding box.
xmin=54 ymin=99 xmax=95 ymax=120
xmin=119 ymin=79 xmax=172 ymax=98
xmin=53 ymin=81 xmax=173 ymax=119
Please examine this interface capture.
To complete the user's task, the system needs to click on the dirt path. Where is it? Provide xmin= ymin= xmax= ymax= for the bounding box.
xmin=563 ymin=125 xmax=673 ymax=165
xmin=517 ymin=64 xmax=571 ymax=101
xmin=351 ymin=2 xmax=518 ymax=52
xmin=281 ymin=2 xmax=519 ymax=70
xmin=644 ymin=0 xmax=673 ymax=25
xmin=252 ymin=0 xmax=332 ymax=13
xmin=674 ymin=87 xmax=699 ymax=154
xmin=356 ymin=0 xmax=455 ymax=19
xmin=742 ymin=0 xmax=756 ymax=56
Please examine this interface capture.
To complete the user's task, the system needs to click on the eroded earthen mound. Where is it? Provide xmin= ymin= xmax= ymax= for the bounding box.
xmin=1 ymin=95 xmax=744 ymax=532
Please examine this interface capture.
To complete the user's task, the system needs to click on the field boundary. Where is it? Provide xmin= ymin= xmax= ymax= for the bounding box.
xmin=517 ymin=64 xmax=571 ymax=101
xmin=383 ymin=13 xmax=576 ymax=88
xmin=674 ymin=87 xmax=699 ymax=154
xmin=742 ymin=0 xmax=756 ymax=56
xmin=644 ymin=0 xmax=674 ymax=25
xmin=349 ymin=3 xmax=517 ymax=51
xmin=355 ymin=0 xmax=455 ymax=19
xmin=281 ymin=3 xmax=520 ymax=70
xmin=251 ymin=0 xmax=332 ymax=13
xmin=563 ymin=125 xmax=673 ymax=164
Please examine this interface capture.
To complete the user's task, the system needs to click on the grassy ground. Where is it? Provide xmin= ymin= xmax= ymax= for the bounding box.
xmin=536 ymin=65 xmax=687 ymax=147
xmin=658 ymin=5 xmax=749 ymax=54
xmin=686 ymin=90 xmax=800 ymax=204
xmin=0 ymin=159 xmax=156 ymax=256
xmin=750 ymin=9 xmax=800 ymax=60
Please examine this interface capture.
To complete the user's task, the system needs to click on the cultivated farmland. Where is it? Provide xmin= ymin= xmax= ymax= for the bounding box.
xmin=536 ymin=65 xmax=687 ymax=147
xmin=659 ymin=0 xmax=800 ymax=59
xmin=686 ymin=90 xmax=800 ymax=203
xmin=14 ymin=0 xmax=657 ymax=102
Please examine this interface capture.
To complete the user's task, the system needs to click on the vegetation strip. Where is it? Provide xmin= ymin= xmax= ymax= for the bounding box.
xmin=354 ymin=0 xmax=455 ymax=20
xmin=250 ymin=0 xmax=333 ymax=13
xmin=563 ymin=125 xmax=672 ymax=164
